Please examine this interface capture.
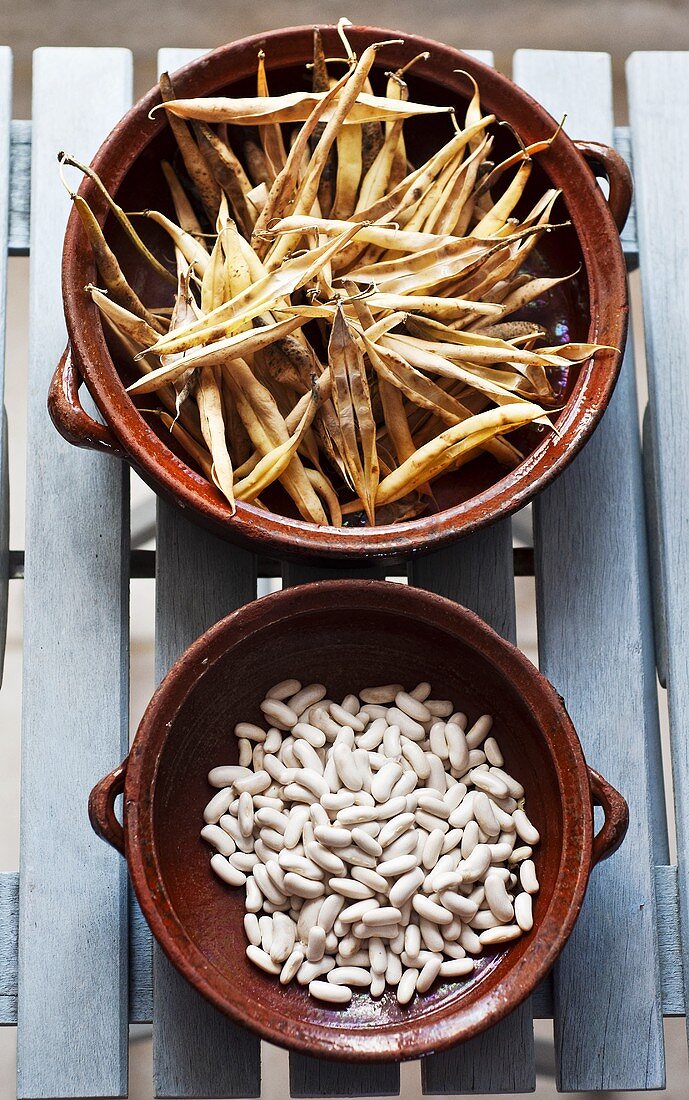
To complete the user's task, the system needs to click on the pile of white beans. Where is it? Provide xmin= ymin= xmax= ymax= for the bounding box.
xmin=201 ymin=680 xmax=540 ymax=1006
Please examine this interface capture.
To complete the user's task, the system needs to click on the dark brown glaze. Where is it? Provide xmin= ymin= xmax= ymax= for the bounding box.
xmin=89 ymin=580 xmax=628 ymax=1059
xmin=54 ymin=26 xmax=631 ymax=563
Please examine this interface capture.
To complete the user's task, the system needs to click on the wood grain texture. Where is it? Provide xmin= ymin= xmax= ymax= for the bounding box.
xmin=0 ymin=872 xmax=18 ymax=1025
xmin=289 ymin=1057 xmax=398 ymax=1099
xmin=9 ymin=118 xmax=31 ymax=256
xmin=0 ymin=51 xmax=11 ymax=688
xmin=411 ymin=521 xmax=535 ymax=1095
xmin=129 ymin=887 xmax=152 ymax=1024
xmin=514 ymin=49 xmax=665 ymax=1091
xmin=656 ymin=865 xmax=684 ymax=1016
xmin=152 ymin=499 xmax=260 ymax=1100
xmin=282 ymin=561 xmax=399 ymax=1098
xmin=16 ymin=47 xmax=132 ymax=1100
xmin=613 ymin=126 xmax=638 ymax=268
xmin=628 ymin=48 xmax=689 ymax=1067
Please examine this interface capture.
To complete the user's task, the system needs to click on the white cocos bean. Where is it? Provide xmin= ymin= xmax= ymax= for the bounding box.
xmin=204 ymin=682 xmax=540 ymax=1006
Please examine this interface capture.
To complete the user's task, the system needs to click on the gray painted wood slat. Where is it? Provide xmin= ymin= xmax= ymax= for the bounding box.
xmin=514 ymin=49 xmax=665 ymax=1091
xmin=613 ymin=126 xmax=638 ymax=267
xmin=153 ymin=54 xmax=259 ymax=1100
xmin=0 ymin=49 xmax=10 ymax=688
xmin=411 ymin=523 xmax=535 ymax=1095
xmin=153 ymin=503 xmax=261 ymax=1099
xmin=627 ymin=48 xmax=689 ymax=1067
xmin=129 ymin=890 xmax=152 ymax=1024
xmin=0 ymin=872 xmax=19 ymax=1026
xmin=17 ymin=47 xmax=132 ymax=1100
xmin=9 ymin=119 xmax=31 ymax=256
xmin=282 ymin=561 xmax=399 ymax=1099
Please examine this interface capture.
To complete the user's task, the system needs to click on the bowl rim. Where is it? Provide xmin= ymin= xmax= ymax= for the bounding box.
xmin=61 ymin=24 xmax=628 ymax=563
xmin=124 ymin=579 xmax=594 ymax=1060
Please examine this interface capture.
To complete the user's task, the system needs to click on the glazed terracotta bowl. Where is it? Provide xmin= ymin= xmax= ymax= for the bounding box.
xmin=89 ymin=580 xmax=628 ymax=1060
xmin=50 ymin=24 xmax=631 ymax=565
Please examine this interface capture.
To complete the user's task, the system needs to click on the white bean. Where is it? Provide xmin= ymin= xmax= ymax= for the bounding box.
xmin=465 ymin=714 xmax=493 ymax=748
xmin=396 ymin=967 xmax=419 ymax=1004
xmin=206 ymin=686 xmax=539 ymax=1005
xmin=513 ymin=809 xmax=540 ymax=846
xmin=309 ymin=979 xmax=352 ymax=1004
xmin=473 ymin=792 xmax=500 ymax=838
xmin=387 ymin=708 xmax=425 ymax=741
xmin=412 ymin=895 xmax=453 ymax=925
xmin=439 ymin=958 xmax=475 ymax=977
xmin=330 ymin=703 xmax=365 ymax=732
xmin=484 ymin=873 xmax=514 ymax=922
xmin=328 ymin=966 xmax=371 ymax=987
xmin=426 ymin=699 xmax=453 ymax=717
xmin=271 ymin=913 xmax=296 ymax=962
xmin=396 ymin=691 xmax=431 ymax=723
xmin=279 ymin=806 xmax=308 ymax=850
xmin=416 ymin=955 xmax=442 ymax=992
xmin=351 ymin=827 xmax=383 ymax=857
xmin=247 ymin=944 xmax=281 ymax=974
xmin=377 ymin=854 xmax=418 ymax=877
xmin=333 ymin=744 xmax=363 ymax=791
xmin=509 ymin=845 xmax=533 ymax=864
xmin=401 ymin=738 xmax=430 ymax=778
xmin=288 ymin=684 xmax=327 ymax=715
xmin=422 ymin=828 xmax=445 ymax=870
xmin=515 ymin=891 xmax=534 ymax=931
xmin=389 ymin=867 xmax=425 ymax=908
xmin=430 ymin=722 xmax=449 ymax=760
xmin=208 ymin=765 xmax=251 ymax=788
xmin=383 ymin=724 xmax=402 ymax=758
xmin=267 ymin=679 xmax=301 ymax=701
xmin=203 ymin=788 xmax=234 ymax=824
xmin=520 ymin=859 xmax=539 ymax=894
xmin=200 ymin=823 xmax=236 ymax=857
xmin=360 ymin=685 xmax=403 ymax=704
xmin=238 ymin=791 xmax=254 ymax=837
xmin=280 ymin=946 xmax=305 ymax=983
xmin=479 ymin=924 xmax=522 ymax=945
xmin=260 ymin=699 xmax=299 ymax=729
xmin=284 ymin=872 xmax=325 ymax=899
xmin=297 ymin=957 xmax=335 ymax=984
xmin=307 ymin=926 xmax=326 ymax=963
xmin=371 ymin=761 xmax=403 ymax=802
xmin=210 ymin=853 xmax=246 ymax=887
xmin=234 ymin=771 xmax=271 ymax=796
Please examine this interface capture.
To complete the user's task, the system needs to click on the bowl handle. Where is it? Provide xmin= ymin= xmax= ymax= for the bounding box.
xmin=48 ymin=344 xmax=125 ymax=457
xmin=88 ymin=758 xmax=128 ymax=855
xmin=588 ymin=766 xmax=629 ymax=865
xmin=574 ymin=140 xmax=633 ymax=235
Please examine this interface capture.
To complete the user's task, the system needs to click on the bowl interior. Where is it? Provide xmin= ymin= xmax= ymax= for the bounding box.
xmin=143 ymin=588 xmax=584 ymax=1057
xmin=101 ymin=36 xmax=590 ymax=527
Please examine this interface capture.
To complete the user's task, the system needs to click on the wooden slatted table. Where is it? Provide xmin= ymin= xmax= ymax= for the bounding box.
xmin=0 ymin=40 xmax=686 ymax=1099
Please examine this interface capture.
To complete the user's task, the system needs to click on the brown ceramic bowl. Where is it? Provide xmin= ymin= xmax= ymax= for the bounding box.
xmin=50 ymin=24 xmax=631 ymax=565
xmin=90 ymin=580 xmax=627 ymax=1060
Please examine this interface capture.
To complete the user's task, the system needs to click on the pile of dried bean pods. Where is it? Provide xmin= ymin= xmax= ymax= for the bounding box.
xmin=61 ymin=17 xmax=606 ymax=526
xmin=202 ymin=679 xmax=540 ymax=1006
